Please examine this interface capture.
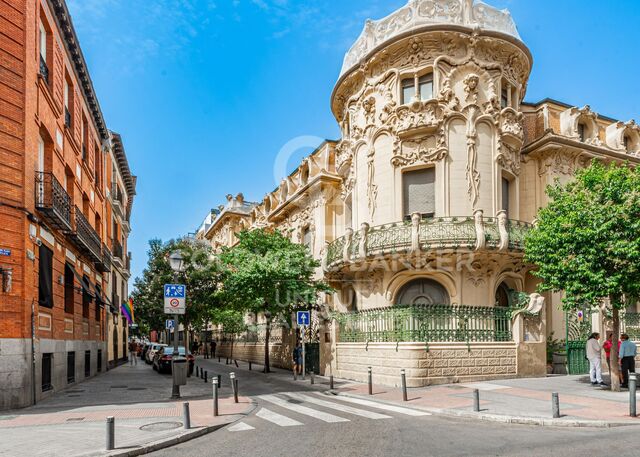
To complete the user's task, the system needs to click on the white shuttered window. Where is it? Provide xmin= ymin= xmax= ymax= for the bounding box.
xmin=403 ymin=168 xmax=435 ymax=219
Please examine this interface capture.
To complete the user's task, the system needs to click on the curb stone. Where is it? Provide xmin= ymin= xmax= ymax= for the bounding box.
xmin=325 ymin=390 xmax=640 ymax=428
xmin=97 ymin=401 xmax=258 ymax=457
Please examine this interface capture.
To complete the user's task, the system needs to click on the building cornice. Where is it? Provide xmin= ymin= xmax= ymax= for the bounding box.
xmin=48 ymin=0 xmax=109 ymax=141
xmin=110 ymin=131 xmax=137 ymax=218
xmin=267 ymin=172 xmax=342 ymax=222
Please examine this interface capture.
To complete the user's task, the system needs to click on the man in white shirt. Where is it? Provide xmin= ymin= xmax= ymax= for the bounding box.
xmin=586 ymin=332 xmax=607 ymax=386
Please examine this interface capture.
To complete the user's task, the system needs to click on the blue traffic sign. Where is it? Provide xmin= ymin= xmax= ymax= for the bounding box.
xmin=164 ymin=284 xmax=185 ymax=298
xmin=297 ymin=311 xmax=311 ymax=326
xmin=166 ymin=319 xmax=175 ymax=330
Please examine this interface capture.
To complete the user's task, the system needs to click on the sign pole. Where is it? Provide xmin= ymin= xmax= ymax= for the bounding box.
xmin=302 ymin=325 xmax=306 ymax=381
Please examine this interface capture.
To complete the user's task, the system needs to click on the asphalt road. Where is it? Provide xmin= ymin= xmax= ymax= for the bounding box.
xmin=146 ymin=360 xmax=640 ymax=457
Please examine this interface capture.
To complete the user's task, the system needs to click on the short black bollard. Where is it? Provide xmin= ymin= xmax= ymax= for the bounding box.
xmin=630 ymin=373 xmax=637 ymax=417
xmin=310 ymin=371 xmax=315 ymax=385
xmin=106 ymin=416 xmax=115 ymax=451
xmin=218 ymin=374 xmax=222 ymax=387
xmin=329 ymin=374 xmax=334 ymax=390
xmin=368 ymin=366 xmax=373 ymax=395
xmin=200 ymin=368 xmax=203 ymax=380
xmin=230 ymin=372 xmax=238 ymax=403
xmin=212 ymin=378 xmax=219 ymax=417
xmin=183 ymin=402 xmax=191 ymax=430
xmin=473 ymin=389 xmax=480 ymax=412
xmin=196 ymin=366 xmax=200 ymax=377
xmin=218 ymin=356 xmax=221 ymax=363
xmin=226 ymin=358 xmax=229 ymax=365
xmin=552 ymin=392 xmax=560 ymax=418
xmin=204 ymin=370 xmax=208 ymax=383
xmin=249 ymin=362 xmax=252 ymax=371
xmin=233 ymin=379 xmax=239 ymax=403
xmin=293 ymin=369 xmax=298 ymax=381
xmin=234 ymin=360 xmax=239 ymax=367
xmin=401 ymin=369 xmax=408 ymax=402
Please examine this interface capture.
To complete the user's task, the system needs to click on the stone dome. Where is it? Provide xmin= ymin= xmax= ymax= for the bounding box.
xmin=340 ymin=0 xmax=522 ymax=78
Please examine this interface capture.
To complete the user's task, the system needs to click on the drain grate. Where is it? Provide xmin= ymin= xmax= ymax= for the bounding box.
xmin=140 ymin=421 xmax=182 ymax=432
xmin=66 ymin=417 xmax=85 ymax=422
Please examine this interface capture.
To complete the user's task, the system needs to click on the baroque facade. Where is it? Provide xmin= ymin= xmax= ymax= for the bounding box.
xmin=198 ymin=0 xmax=640 ymax=386
xmin=0 ymin=0 xmax=136 ymax=409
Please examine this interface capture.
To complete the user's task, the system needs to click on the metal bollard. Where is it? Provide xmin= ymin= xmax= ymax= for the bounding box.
xmin=630 ymin=373 xmax=637 ymax=417
xmin=183 ymin=402 xmax=191 ymax=429
xmin=196 ymin=366 xmax=199 ymax=377
xmin=293 ymin=369 xmax=297 ymax=381
xmin=212 ymin=378 xmax=219 ymax=417
xmin=226 ymin=358 xmax=229 ymax=365
xmin=218 ymin=374 xmax=222 ymax=387
xmin=552 ymin=392 xmax=560 ymax=418
xmin=401 ymin=369 xmax=407 ymax=402
xmin=106 ymin=416 xmax=115 ymax=450
xmin=230 ymin=372 xmax=237 ymax=402
xmin=204 ymin=370 xmax=208 ymax=383
xmin=249 ymin=362 xmax=252 ymax=371
xmin=218 ymin=356 xmax=221 ymax=362
xmin=200 ymin=368 xmax=203 ymax=380
xmin=330 ymin=374 xmax=334 ymax=390
xmin=234 ymin=360 xmax=239 ymax=367
xmin=368 ymin=366 xmax=373 ymax=395
xmin=233 ymin=379 xmax=239 ymax=403
xmin=473 ymin=389 xmax=480 ymax=412
xmin=310 ymin=372 xmax=315 ymax=385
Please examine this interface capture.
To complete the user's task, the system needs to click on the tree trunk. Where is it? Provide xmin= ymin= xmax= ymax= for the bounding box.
xmin=611 ymin=307 xmax=621 ymax=391
xmin=264 ymin=321 xmax=271 ymax=373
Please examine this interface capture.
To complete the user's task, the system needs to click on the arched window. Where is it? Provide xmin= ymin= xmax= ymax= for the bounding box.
xmin=495 ymin=281 xmax=513 ymax=307
xmin=395 ymin=278 xmax=449 ymax=305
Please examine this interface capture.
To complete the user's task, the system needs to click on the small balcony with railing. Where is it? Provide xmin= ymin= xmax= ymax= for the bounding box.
xmin=324 ymin=213 xmax=532 ymax=271
xmin=66 ymin=206 xmax=102 ymax=263
xmin=110 ymin=182 xmax=124 ymax=218
xmin=35 ymin=172 xmax=73 ymax=232
xmin=112 ymin=239 xmax=124 ymax=269
xmin=95 ymin=243 xmax=112 ymax=273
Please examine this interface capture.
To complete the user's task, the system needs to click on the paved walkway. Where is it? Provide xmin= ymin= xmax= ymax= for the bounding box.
xmin=196 ymin=357 xmax=640 ymax=426
xmin=0 ymin=361 xmax=252 ymax=457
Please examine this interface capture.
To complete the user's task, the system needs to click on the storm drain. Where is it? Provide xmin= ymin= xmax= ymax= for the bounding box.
xmin=140 ymin=421 xmax=182 ymax=432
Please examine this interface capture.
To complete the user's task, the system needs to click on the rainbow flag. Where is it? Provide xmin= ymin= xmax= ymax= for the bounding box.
xmin=121 ymin=298 xmax=134 ymax=325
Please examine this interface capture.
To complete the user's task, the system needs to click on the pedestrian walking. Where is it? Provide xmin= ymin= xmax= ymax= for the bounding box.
xmin=210 ymin=340 xmax=217 ymax=359
xmin=586 ymin=332 xmax=606 ymax=386
xmin=293 ymin=342 xmax=303 ymax=375
xmin=619 ymin=333 xmax=637 ymax=388
xmin=128 ymin=340 xmax=138 ymax=366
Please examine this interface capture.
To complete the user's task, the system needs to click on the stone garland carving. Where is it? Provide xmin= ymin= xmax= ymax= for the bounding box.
xmin=390 ymin=131 xmax=448 ymax=167
xmin=358 ymin=223 xmax=370 ymax=258
xmin=536 ymin=149 xmax=589 ymax=177
xmin=465 ymin=107 xmax=481 ymax=209
xmin=496 ymin=141 xmax=521 ymax=177
xmin=499 ymin=109 xmax=524 ymax=139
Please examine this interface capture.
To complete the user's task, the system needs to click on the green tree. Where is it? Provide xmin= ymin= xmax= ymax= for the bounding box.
xmin=131 ymin=238 xmax=220 ymax=341
xmin=217 ymin=228 xmax=331 ymax=372
xmin=525 ymin=161 xmax=640 ymax=390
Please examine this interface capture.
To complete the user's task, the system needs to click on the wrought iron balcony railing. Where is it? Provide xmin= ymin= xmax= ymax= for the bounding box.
xmin=67 ymin=206 xmax=102 ymax=263
xmin=334 ymin=304 xmax=514 ymax=343
xmin=324 ymin=215 xmax=532 ymax=269
xmin=39 ymin=55 xmax=49 ymax=84
xmin=35 ymin=172 xmax=72 ymax=231
xmin=64 ymin=107 xmax=71 ymax=128
xmin=112 ymin=239 xmax=124 ymax=262
xmin=95 ymin=243 xmax=112 ymax=273
xmin=622 ymin=312 xmax=640 ymax=341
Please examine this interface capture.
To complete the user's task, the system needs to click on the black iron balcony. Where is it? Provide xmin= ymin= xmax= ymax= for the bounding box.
xmin=95 ymin=243 xmax=112 ymax=273
xmin=35 ymin=172 xmax=72 ymax=231
xmin=39 ymin=55 xmax=49 ymax=84
xmin=64 ymin=107 xmax=71 ymax=128
xmin=66 ymin=206 xmax=102 ymax=263
xmin=113 ymin=239 xmax=124 ymax=261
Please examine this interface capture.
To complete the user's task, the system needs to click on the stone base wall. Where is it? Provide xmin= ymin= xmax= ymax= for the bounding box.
xmin=216 ymin=341 xmax=294 ymax=370
xmin=335 ymin=342 xmax=523 ymax=388
xmin=0 ymin=338 xmax=107 ymax=410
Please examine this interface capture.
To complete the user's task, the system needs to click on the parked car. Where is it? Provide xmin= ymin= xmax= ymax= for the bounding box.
xmin=146 ymin=343 xmax=168 ymax=365
xmin=153 ymin=346 xmax=194 ymax=375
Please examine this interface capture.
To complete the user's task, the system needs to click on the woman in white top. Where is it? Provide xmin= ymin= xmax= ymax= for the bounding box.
xmin=586 ymin=332 xmax=607 ymax=386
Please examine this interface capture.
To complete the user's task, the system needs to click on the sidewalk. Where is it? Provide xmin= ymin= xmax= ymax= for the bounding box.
xmin=197 ymin=356 xmax=640 ymax=427
xmin=1 ymin=361 xmax=253 ymax=457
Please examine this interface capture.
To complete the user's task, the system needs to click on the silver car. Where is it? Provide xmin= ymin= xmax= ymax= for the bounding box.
xmin=145 ymin=343 xmax=167 ymax=364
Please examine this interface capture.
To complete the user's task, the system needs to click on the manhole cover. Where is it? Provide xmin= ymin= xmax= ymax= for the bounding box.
xmin=66 ymin=417 xmax=85 ymax=422
xmin=127 ymin=387 xmax=147 ymax=391
xmin=111 ymin=385 xmax=128 ymax=389
xmin=140 ymin=422 xmax=182 ymax=432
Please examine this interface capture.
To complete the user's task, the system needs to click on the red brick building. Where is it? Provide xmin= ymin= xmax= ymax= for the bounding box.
xmin=0 ymin=0 xmax=135 ymax=409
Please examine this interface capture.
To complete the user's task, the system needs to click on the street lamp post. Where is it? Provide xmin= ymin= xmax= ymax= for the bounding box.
xmin=168 ymin=251 xmax=185 ymax=399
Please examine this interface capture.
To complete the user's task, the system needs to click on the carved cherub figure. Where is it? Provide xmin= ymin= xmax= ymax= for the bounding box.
xmin=463 ymin=73 xmax=480 ymax=104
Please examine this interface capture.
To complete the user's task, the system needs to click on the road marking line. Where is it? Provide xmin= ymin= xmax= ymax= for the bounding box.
xmin=256 ymin=407 xmax=303 ymax=427
xmin=283 ymin=392 xmax=391 ymax=420
xmin=227 ymin=421 xmax=255 ymax=432
xmin=316 ymin=393 xmax=431 ymax=416
xmin=258 ymin=394 xmax=349 ymax=423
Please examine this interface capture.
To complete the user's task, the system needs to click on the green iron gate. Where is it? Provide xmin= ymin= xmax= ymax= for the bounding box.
xmin=565 ymin=309 xmax=592 ymax=375
xmin=305 ymin=343 xmax=320 ymax=375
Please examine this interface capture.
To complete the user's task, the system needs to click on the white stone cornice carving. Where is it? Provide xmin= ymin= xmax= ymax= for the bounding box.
xmin=606 ymin=120 xmax=640 ymax=154
xmin=340 ymin=0 xmax=522 ymax=78
xmin=559 ymin=105 xmax=601 ymax=144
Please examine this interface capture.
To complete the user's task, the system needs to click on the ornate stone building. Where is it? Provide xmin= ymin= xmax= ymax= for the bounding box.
xmin=199 ymin=0 xmax=640 ymax=386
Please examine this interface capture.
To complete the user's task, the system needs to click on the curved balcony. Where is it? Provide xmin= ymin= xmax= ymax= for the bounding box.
xmin=324 ymin=214 xmax=532 ymax=270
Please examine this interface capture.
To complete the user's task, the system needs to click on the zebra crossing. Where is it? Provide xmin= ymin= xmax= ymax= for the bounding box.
xmin=227 ymin=392 xmax=430 ymax=432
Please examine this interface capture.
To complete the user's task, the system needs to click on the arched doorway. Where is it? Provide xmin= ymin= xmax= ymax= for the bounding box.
xmin=495 ymin=281 xmax=513 ymax=307
xmin=395 ymin=278 xmax=450 ymax=305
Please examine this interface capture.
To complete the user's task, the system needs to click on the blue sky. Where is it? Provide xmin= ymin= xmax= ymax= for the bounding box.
xmin=66 ymin=0 xmax=640 ymax=284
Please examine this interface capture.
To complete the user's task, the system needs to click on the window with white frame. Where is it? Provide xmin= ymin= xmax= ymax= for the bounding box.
xmin=403 ymin=168 xmax=435 ymax=220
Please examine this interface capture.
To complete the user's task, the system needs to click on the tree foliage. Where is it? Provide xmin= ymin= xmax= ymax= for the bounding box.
xmin=525 ymin=161 xmax=640 ymax=389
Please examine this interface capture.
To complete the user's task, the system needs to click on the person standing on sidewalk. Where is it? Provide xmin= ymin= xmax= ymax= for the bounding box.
xmin=293 ymin=342 xmax=303 ymax=375
xmin=128 ymin=340 xmax=138 ymax=366
xmin=210 ymin=340 xmax=217 ymax=359
xmin=586 ymin=333 xmax=606 ymax=386
xmin=619 ymin=333 xmax=637 ymax=388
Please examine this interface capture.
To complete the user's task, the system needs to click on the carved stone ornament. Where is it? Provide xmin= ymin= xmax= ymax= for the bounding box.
xmin=391 ymin=131 xmax=448 ymax=167
xmin=499 ymin=108 xmax=524 ymax=140
xmin=559 ymin=105 xmax=601 ymax=145
xmin=606 ymin=120 xmax=640 ymax=154
xmin=537 ymin=149 xmax=586 ymax=177
xmin=496 ymin=141 xmax=521 ymax=176
xmin=340 ymin=0 xmax=521 ymax=77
